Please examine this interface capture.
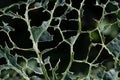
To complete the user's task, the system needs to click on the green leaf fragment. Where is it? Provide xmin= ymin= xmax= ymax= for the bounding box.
xmin=103 ymin=69 xmax=117 ymax=80
xmin=106 ymin=33 xmax=120 ymax=57
xmin=34 ymin=68 xmax=43 ymax=74
xmin=90 ymin=31 xmax=100 ymax=41
xmin=30 ymin=76 xmax=43 ymax=80
xmin=97 ymin=71 xmax=104 ymax=79
xmin=31 ymin=27 xmax=53 ymax=42
xmin=41 ymin=48 xmax=54 ymax=55
xmin=6 ymin=11 xmax=16 ymax=17
xmin=4 ymin=45 xmax=22 ymax=70
xmin=6 ymin=54 xmax=17 ymax=66
xmin=34 ymin=2 xmax=42 ymax=8
xmin=80 ymin=8 xmax=84 ymax=17
xmin=44 ymin=56 xmax=50 ymax=65
xmin=0 ymin=46 xmax=5 ymax=58
xmin=57 ymin=0 xmax=65 ymax=6
xmin=27 ymin=58 xmax=43 ymax=74
xmin=0 ymin=22 xmax=14 ymax=33
xmin=64 ymin=71 xmax=74 ymax=80
xmin=54 ymin=59 xmax=60 ymax=71
xmin=0 ymin=45 xmax=24 ymax=79
xmin=27 ymin=0 xmax=35 ymax=4
xmin=31 ymin=21 xmax=51 ymax=43
xmin=0 ymin=64 xmax=13 ymax=71
xmin=27 ymin=58 xmax=38 ymax=68
xmin=31 ymin=26 xmax=43 ymax=43
xmin=110 ymin=1 xmax=119 ymax=6
xmin=66 ymin=36 xmax=76 ymax=44
xmin=41 ymin=21 xmax=49 ymax=28
xmin=41 ymin=0 xmax=49 ymax=9
xmin=39 ymin=31 xmax=53 ymax=42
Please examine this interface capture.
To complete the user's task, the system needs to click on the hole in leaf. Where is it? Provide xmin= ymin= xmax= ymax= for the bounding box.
xmin=105 ymin=2 xmax=118 ymax=13
xmin=71 ymin=0 xmax=83 ymax=9
xmin=105 ymin=13 xmax=117 ymax=23
xmin=17 ymin=4 xmax=26 ymax=18
xmin=38 ymin=29 xmax=62 ymax=51
xmin=10 ymin=49 xmax=37 ymax=59
xmin=63 ymin=31 xmax=77 ymax=39
xmin=99 ymin=0 xmax=108 ymax=4
xmin=17 ymin=57 xmax=26 ymax=67
xmin=87 ymin=45 xmax=102 ymax=63
xmin=53 ymin=5 xmax=67 ymax=17
xmin=0 ymin=57 xmax=7 ymax=65
xmin=29 ymin=8 xmax=50 ymax=26
xmin=9 ymin=18 xmax=33 ymax=48
xmin=0 ymin=31 xmax=13 ymax=48
xmin=48 ymin=0 xmax=56 ymax=10
xmin=94 ymin=48 xmax=113 ymax=64
xmin=70 ymin=62 xmax=89 ymax=75
xmin=66 ymin=9 xmax=78 ymax=19
xmin=50 ymin=19 xmax=59 ymax=26
xmin=42 ymin=42 xmax=70 ymax=73
xmin=60 ymin=20 xmax=78 ymax=30
xmin=74 ymin=33 xmax=91 ymax=60
xmin=118 ymin=72 xmax=120 ymax=77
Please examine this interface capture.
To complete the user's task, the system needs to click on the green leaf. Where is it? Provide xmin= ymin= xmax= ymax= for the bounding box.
xmin=106 ymin=33 xmax=120 ymax=57
xmin=31 ymin=21 xmax=49 ymax=43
